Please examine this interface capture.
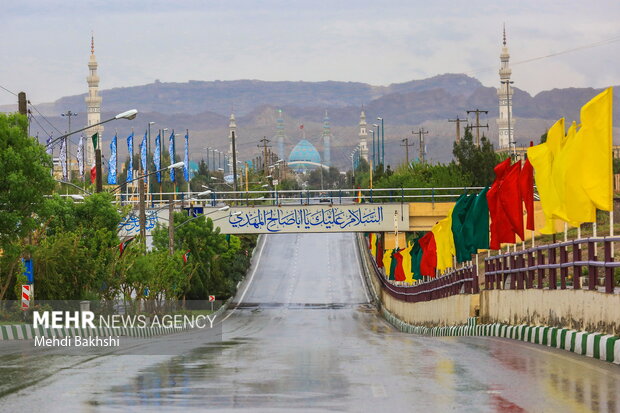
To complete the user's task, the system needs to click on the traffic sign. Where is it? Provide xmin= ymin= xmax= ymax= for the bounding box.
xmin=22 ymin=285 xmax=32 ymax=310
xmin=208 ymin=295 xmax=215 ymax=302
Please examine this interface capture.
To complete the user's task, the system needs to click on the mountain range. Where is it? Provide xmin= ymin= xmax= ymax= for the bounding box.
xmin=4 ymin=73 xmax=618 ymax=169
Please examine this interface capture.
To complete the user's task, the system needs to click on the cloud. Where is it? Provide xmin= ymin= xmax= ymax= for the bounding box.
xmin=0 ymin=0 xmax=619 ymax=105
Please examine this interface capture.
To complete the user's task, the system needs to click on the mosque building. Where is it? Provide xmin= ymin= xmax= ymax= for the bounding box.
xmin=497 ymin=26 xmax=515 ymax=150
xmin=85 ymin=34 xmax=103 ymax=167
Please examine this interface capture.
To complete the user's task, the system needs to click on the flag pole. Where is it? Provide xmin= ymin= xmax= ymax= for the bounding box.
xmin=564 ymin=222 xmax=568 ymax=243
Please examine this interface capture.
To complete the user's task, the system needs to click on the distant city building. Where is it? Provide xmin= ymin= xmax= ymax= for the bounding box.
xmin=85 ymin=34 xmax=103 ymax=166
xmin=288 ymin=139 xmax=321 ymax=173
xmin=358 ymin=109 xmax=369 ymax=162
xmin=275 ymin=108 xmax=286 ymax=160
xmin=496 ymin=26 xmax=515 ymax=150
xmin=321 ymin=111 xmax=332 ymax=167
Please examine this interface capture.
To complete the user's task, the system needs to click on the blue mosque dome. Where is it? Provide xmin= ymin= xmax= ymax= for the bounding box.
xmin=288 ymin=139 xmax=321 ymax=172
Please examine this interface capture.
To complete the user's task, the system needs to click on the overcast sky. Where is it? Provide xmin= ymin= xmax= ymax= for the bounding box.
xmin=1 ymin=0 xmax=619 ymax=106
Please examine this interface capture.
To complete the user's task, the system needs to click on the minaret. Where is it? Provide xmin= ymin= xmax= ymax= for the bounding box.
xmin=321 ymin=110 xmax=331 ymax=167
xmin=275 ymin=109 xmax=286 ymax=159
xmin=85 ymin=34 xmax=103 ymax=166
xmin=228 ymin=112 xmax=238 ymax=172
xmin=496 ymin=25 xmax=514 ymax=150
xmin=358 ymin=108 xmax=369 ymax=162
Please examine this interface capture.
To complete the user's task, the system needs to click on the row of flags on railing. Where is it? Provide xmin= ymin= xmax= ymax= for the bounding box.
xmin=366 ymin=87 xmax=613 ymax=283
xmin=528 ymin=87 xmax=613 ymax=233
xmin=52 ymin=129 xmax=191 ymax=186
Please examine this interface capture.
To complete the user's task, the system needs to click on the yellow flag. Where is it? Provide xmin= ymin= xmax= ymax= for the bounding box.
xmin=401 ymin=243 xmax=414 ymax=284
xmin=528 ymin=118 xmax=564 ymax=233
xmin=431 ymin=215 xmax=456 ymax=273
xmin=370 ymin=233 xmax=376 ymax=257
xmin=580 ymin=87 xmax=613 ymax=211
xmin=382 ymin=248 xmax=393 ymax=273
xmin=557 ymin=122 xmax=596 ymax=225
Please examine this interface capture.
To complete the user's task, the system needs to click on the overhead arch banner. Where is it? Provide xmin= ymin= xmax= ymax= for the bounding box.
xmin=117 ymin=204 xmax=409 ymax=236
xmin=215 ymin=204 xmax=409 ymax=234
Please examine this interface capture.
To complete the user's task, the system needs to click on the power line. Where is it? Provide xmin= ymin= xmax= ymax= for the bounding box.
xmin=467 ymin=34 xmax=620 ymax=76
xmin=0 ymin=84 xmax=17 ymax=97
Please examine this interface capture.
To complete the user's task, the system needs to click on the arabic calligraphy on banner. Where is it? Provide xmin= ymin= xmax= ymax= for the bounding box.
xmin=117 ymin=209 xmax=164 ymax=236
xmin=218 ymin=204 xmax=409 ymax=234
xmin=116 ymin=204 xmax=409 ymax=236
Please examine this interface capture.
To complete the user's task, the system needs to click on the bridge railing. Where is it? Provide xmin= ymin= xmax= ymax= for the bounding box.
xmin=360 ymin=235 xmax=479 ymax=303
xmin=115 ymin=186 xmax=484 ymax=207
xmin=484 ymin=236 xmax=619 ymax=293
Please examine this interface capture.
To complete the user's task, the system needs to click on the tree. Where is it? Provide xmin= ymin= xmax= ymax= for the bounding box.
xmin=452 ymin=128 xmax=502 ymax=186
xmin=0 ymin=113 xmax=54 ymax=248
xmin=190 ymin=159 xmax=210 ymax=191
xmin=0 ymin=113 xmax=54 ymax=300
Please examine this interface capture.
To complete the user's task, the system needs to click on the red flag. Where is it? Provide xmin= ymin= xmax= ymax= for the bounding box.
xmin=376 ymin=235 xmax=384 ymax=268
xmin=487 ymin=158 xmax=515 ymax=249
xmin=519 ymin=158 xmax=535 ymax=231
xmin=499 ymin=161 xmax=524 ymax=241
xmin=418 ymin=232 xmax=437 ymax=277
xmin=90 ymin=165 xmax=97 ymax=184
xmin=119 ymin=236 xmax=135 ymax=257
xmin=393 ymin=249 xmax=406 ymax=282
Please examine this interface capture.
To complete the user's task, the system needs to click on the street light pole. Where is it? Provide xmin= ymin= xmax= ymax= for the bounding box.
xmin=46 ymin=109 xmax=138 ymax=193
xmin=369 ymin=129 xmax=376 ymax=167
xmin=377 ymin=117 xmax=384 ymax=170
xmin=231 ymin=130 xmax=238 ymax=192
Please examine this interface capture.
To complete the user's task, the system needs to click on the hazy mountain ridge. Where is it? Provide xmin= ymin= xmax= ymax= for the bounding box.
xmin=4 ymin=73 xmax=619 ymax=169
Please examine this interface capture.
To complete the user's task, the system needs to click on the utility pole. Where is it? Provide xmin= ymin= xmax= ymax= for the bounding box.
xmin=61 ymin=111 xmax=77 ymax=181
xmin=400 ymin=138 xmax=415 ymax=166
xmin=138 ymin=165 xmax=146 ymax=250
xmin=168 ymin=199 xmax=174 ymax=255
xmin=18 ymin=92 xmax=27 ymax=116
xmin=448 ymin=115 xmax=467 ymax=144
xmin=258 ymin=137 xmax=271 ymax=176
xmin=231 ymin=130 xmax=238 ymax=192
xmin=412 ymin=128 xmax=429 ymax=163
xmin=95 ymin=137 xmax=103 ymax=193
xmin=466 ymin=109 xmax=489 ymax=147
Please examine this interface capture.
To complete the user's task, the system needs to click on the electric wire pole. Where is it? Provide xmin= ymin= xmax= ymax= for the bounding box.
xmin=466 ymin=109 xmax=489 ymax=147
xmin=448 ymin=115 xmax=467 ymax=144
xmin=258 ymin=137 xmax=271 ymax=175
xmin=400 ymin=138 xmax=415 ymax=166
xmin=412 ymin=128 xmax=429 ymax=163
xmin=61 ymin=110 xmax=78 ymax=181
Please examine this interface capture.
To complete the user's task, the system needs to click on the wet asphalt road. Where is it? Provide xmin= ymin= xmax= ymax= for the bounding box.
xmin=1 ymin=232 xmax=619 ymax=412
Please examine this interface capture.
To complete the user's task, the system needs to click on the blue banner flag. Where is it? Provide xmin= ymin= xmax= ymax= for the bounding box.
xmin=140 ymin=131 xmax=147 ymax=180
xmin=184 ymin=131 xmax=189 ymax=181
xmin=126 ymin=132 xmax=134 ymax=182
xmin=169 ymin=130 xmax=176 ymax=182
xmin=155 ymin=133 xmax=161 ymax=183
xmin=22 ymin=258 xmax=34 ymax=284
xmin=107 ymin=134 xmax=117 ymax=184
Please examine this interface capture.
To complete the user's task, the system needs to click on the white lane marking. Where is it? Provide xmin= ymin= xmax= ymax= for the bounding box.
xmin=353 ymin=234 xmax=371 ymax=303
xmin=220 ymin=235 xmax=268 ymax=322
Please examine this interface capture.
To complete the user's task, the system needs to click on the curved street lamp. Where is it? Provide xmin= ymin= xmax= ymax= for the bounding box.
xmin=46 ymin=109 xmax=138 ymax=149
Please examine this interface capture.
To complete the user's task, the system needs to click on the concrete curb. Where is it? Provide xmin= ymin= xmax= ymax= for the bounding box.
xmin=381 ymin=308 xmax=620 ymax=365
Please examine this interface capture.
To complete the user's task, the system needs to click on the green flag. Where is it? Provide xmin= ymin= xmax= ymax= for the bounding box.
xmin=462 ymin=187 xmax=490 ymax=255
xmin=452 ymin=193 xmax=477 ymax=263
xmin=91 ymin=132 xmax=99 ymax=151
xmin=409 ymin=237 xmax=423 ymax=281
xmin=389 ymin=249 xmax=397 ymax=281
